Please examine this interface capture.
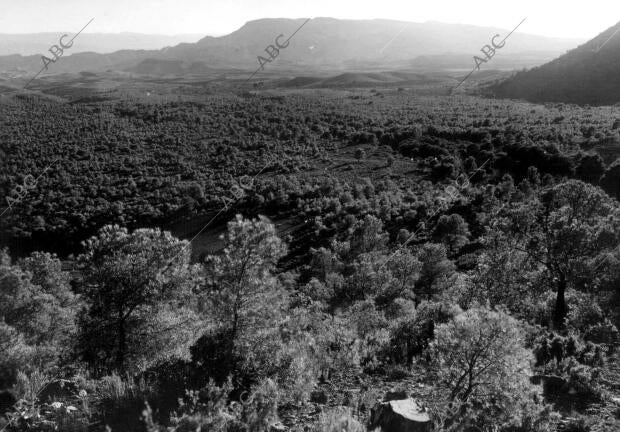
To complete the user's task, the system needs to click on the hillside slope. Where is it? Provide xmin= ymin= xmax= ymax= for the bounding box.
xmin=489 ymin=22 xmax=620 ymax=105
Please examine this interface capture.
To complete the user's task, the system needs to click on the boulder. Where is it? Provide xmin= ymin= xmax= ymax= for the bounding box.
xmin=369 ymin=398 xmax=431 ymax=432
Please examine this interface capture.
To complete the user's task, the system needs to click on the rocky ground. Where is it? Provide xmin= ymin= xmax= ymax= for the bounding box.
xmin=278 ymin=358 xmax=620 ymax=431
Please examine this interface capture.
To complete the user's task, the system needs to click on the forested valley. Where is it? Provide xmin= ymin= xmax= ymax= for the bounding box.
xmin=1 ymin=88 xmax=620 ymax=431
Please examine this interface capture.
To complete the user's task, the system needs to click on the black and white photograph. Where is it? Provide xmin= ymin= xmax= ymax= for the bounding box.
xmin=1 ymin=1 xmax=620 ymax=430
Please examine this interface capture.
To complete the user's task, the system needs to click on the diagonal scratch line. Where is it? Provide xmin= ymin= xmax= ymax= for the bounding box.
xmin=23 ymin=18 xmax=94 ymax=90
xmin=246 ymin=65 xmax=263 ymax=83
xmin=23 ymin=66 xmax=48 ymax=90
xmin=0 ymin=156 xmax=61 ymax=218
xmin=452 ymin=17 xmax=527 ymax=92
xmin=453 ymin=67 xmax=477 ymax=91
xmin=497 ymin=17 xmax=527 ymax=46
xmin=68 ymin=17 xmax=95 ymax=44
xmin=380 ymin=23 xmax=410 ymax=54
xmin=284 ymin=17 xmax=311 ymax=44
xmin=244 ymin=18 xmax=311 ymax=84
xmin=595 ymin=26 xmax=620 ymax=52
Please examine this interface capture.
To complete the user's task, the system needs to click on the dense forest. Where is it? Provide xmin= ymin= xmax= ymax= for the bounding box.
xmin=1 ymin=88 xmax=620 ymax=431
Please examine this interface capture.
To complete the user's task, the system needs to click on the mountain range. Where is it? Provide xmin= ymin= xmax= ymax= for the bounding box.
xmin=0 ymin=18 xmax=581 ymax=79
xmin=0 ymin=33 xmax=205 ymax=56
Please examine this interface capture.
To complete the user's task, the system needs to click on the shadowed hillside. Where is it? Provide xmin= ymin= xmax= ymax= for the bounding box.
xmin=489 ymin=21 xmax=620 ymax=105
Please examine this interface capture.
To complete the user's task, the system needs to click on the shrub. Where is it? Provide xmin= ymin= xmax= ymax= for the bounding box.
xmin=566 ymin=292 xmax=606 ymax=331
xmin=0 ymin=250 xmax=78 ymax=387
xmin=172 ymin=379 xmax=242 ymax=432
xmin=190 ymin=328 xmax=238 ymax=385
xmin=429 ymin=306 xmax=551 ymax=431
xmin=203 ymin=215 xmax=289 ymax=380
xmin=98 ymin=373 xmax=158 ymax=431
xmin=314 ymin=407 xmax=365 ymax=432
xmin=383 ymin=301 xmax=461 ymax=366
xmin=3 ymin=372 xmax=92 ymax=432
xmin=432 ymin=214 xmax=470 ymax=255
xmin=171 ymin=378 xmax=279 ymax=432
xmin=584 ymin=320 xmax=619 ymax=346
xmin=532 ymin=331 xmax=606 ymax=402
xmin=414 ymin=244 xmax=456 ymax=301
xmin=76 ymin=226 xmax=202 ymax=374
xmin=385 ymin=314 xmax=434 ymax=365
xmin=533 ymin=332 xmax=605 ymax=368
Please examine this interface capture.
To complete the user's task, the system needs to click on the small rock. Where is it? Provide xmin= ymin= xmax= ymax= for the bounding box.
xmin=369 ymin=398 xmax=431 ymax=432
xmin=310 ymin=390 xmax=328 ymax=404
xmin=611 ymin=396 xmax=620 ymax=405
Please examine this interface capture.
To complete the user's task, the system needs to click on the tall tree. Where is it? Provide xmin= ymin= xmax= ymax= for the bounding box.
xmin=202 ymin=215 xmax=288 ymax=374
xmin=430 ymin=307 xmax=549 ymax=431
xmin=0 ymin=250 xmax=77 ymax=348
xmin=432 ymin=214 xmax=470 ymax=255
xmin=0 ymin=250 xmax=77 ymax=384
xmin=415 ymin=243 xmax=456 ymax=301
xmin=77 ymin=225 xmax=201 ymax=373
xmin=501 ymin=180 xmax=620 ymax=329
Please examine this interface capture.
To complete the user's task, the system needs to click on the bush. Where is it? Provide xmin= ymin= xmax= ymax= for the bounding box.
xmin=383 ymin=301 xmax=461 ymax=366
xmin=171 ymin=378 xmax=280 ymax=432
xmin=203 ymin=215 xmax=289 ymax=381
xmin=0 ymin=250 xmax=78 ymax=388
xmin=98 ymin=373 xmax=158 ymax=431
xmin=76 ymin=226 xmax=201 ymax=374
xmin=532 ymin=331 xmax=606 ymax=402
xmin=385 ymin=314 xmax=434 ymax=365
xmin=533 ymin=331 xmax=606 ymax=368
xmin=566 ymin=292 xmax=606 ymax=331
xmin=190 ymin=329 xmax=238 ymax=385
xmin=429 ymin=306 xmax=552 ymax=431
xmin=314 ymin=407 xmax=365 ymax=432
xmin=2 ymin=372 xmax=92 ymax=432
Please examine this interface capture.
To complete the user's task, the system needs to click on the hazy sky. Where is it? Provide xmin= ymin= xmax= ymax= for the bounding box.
xmin=0 ymin=0 xmax=618 ymax=40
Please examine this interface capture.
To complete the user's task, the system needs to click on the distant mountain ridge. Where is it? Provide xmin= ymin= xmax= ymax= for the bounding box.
xmin=159 ymin=18 xmax=580 ymax=69
xmin=0 ymin=18 xmax=582 ymax=79
xmin=489 ymin=21 xmax=620 ymax=105
xmin=0 ymin=33 xmax=205 ymax=56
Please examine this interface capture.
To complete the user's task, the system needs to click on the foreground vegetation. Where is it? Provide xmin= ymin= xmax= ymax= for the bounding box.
xmin=1 ymin=88 xmax=619 ymax=431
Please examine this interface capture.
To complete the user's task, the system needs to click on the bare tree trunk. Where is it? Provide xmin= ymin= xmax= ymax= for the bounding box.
xmin=116 ymin=312 xmax=126 ymax=373
xmin=553 ymin=276 xmax=567 ymax=330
